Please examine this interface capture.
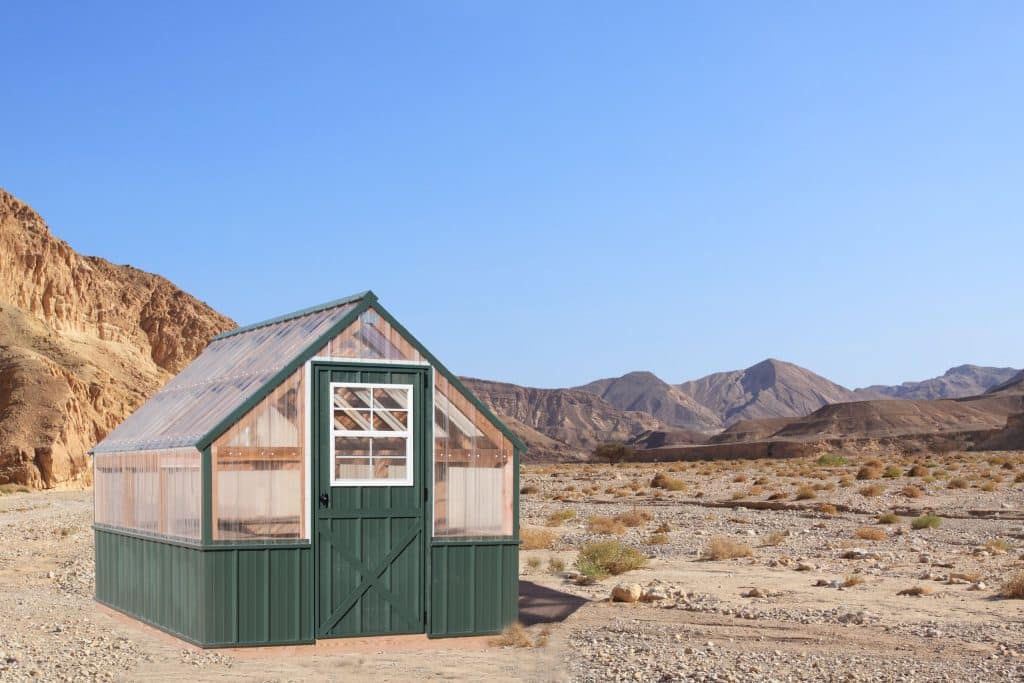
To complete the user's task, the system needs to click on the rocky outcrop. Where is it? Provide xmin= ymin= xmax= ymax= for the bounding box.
xmin=0 ymin=189 xmax=234 ymax=487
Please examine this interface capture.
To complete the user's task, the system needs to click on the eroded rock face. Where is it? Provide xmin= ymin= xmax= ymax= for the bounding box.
xmin=0 ymin=188 xmax=235 ymax=487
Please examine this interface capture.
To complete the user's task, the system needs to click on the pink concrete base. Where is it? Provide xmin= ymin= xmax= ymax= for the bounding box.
xmin=95 ymin=603 xmax=493 ymax=655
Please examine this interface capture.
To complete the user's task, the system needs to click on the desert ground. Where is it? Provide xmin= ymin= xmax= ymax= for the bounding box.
xmin=4 ymin=450 xmax=1024 ymax=681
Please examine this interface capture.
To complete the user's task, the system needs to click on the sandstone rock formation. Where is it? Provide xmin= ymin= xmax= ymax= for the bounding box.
xmin=0 ymin=189 xmax=234 ymax=487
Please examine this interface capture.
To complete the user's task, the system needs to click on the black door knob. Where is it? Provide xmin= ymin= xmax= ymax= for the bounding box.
xmin=319 ymin=493 xmax=329 ymax=508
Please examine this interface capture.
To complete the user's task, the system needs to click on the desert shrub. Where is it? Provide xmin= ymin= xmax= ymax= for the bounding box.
xmin=615 ymin=509 xmax=653 ymax=527
xmin=985 ymin=538 xmax=1012 ymax=554
xmin=650 ymin=472 xmax=686 ymax=491
xmin=763 ymin=530 xmax=787 ymax=546
xmin=520 ymin=484 xmax=539 ymax=495
xmin=1015 ymin=472 xmax=1024 ymax=484
xmin=897 ymin=585 xmax=935 ymax=597
xmin=877 ymin=512 xmax=900 ymax=524
xmin=730 ymin=490 xmax=748 ymax=500
xmin=838 ymin=475 xmax=854 ymax=488
xmin=545 ymin=509 xmax=576 ymax=527
xmin=521 ymin=528 xmax=555 ymax=550
xmin=648 ymin=532 xmax=669 ymax=545
xmin=587 ymin=516 xmax=627 ymax=535
xmin=912 ymin=514 xmax=941 ymax=530
xmin=855 ymin=526 xmax=887 ymax=541
xmin=948 ymin=478 xmax=969 ymax=489
xmin=594 ymin=443 xmax=635 ymax=465
xmin=859 ymin=484 xmax=885 ymax=497
xmin=907 ymin=464 xmax=929 ymax=477
xmin=1001 ymin=572 xmax=1024 ymax=599
xmin=818 ymin=503 xmax=838 ymax=516
xmin=491 ymin=622 xmax=534 ymax=648
xmin=767 ymin=492 xmax=787 ymax=501
xmin=526 ymin=556 xmax=542 ymax=570
xmin=857 ymin=465 xmax=883 ymax=480
xmin=653 ymin=521 xmax=671 ymax=533
xmin=0 ymin=484 xmax=32 ymax=495
xmin=733 ymin=474 xmax=748 ymax=483
xmin=981 ymin=481 xmax=998 ymax=492
xmin=816 ymin=454 xmax=848 ymax=466
xmin=548 ymin=557 xmax=566 ymax=574
xmin=747 ymin=485 xmax=765 ymax=497
xmin=701 ymin=536 xmax=754 ymax=560
xmin=882 ymin=466 xmax=903 ymax=479
xmin=576 ymin=540 xmax=647 ymax=579
xmin=901 ymin=485 xmax=924 ymax=498
xmin=842 ymin=574 xmax=865 ymax=587
xmin=790 ymin=485 xmax=815 ymax=501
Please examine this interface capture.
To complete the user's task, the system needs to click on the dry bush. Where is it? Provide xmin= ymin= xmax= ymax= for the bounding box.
xmin=985 ymin=538 xmax=1012 ymax=554
xmin=882 ymin=465 xmax=903 ymax=479
xmin=855 ymin=526 xmax=887 ymax=541
xmin=948 ymin=478 xmax=969 ymax=489
xmin=877 ymin=512 xmax=899 ymax=524
xmin=1001 ymin=573 xmax=1024 ymax=599
xmin=545 ymin=509 xmax=576 ymax=527
xmin=747 ymin=485 xmax=765 ymax=497
xmin=730 ymin=490 xmax=748 ymax=500
xmin=520 ymin=484 xmax=539 ymax=495
xmin=859 ymin=484 xmax=885 ymax=497
xmin=837 ymin=476 xmax=854 ymax=488
xmin=0 ymin=484 xmax=32 ymax=495
xmin=616 ymin=509 xmax=653 ymax=527
xmin=907 ymin=464 xmax=929 ymax=477
xmin=901 ymin=485 xmax=924 ymax=499
xmin=548 ymin=557 xmax=566 ymax=574
xmin=857 ymin=465 xmax=883 ymax=480
xmin=912 ymin=514 xmax=941 ymax=530
xmin=897 ymin=585 xmax=935 ymax=597
xmin=702 ymin=536 xmax=754 ymax=560
xmin=576 ymin=540 xmax=647 ymax=579
xmin=818 ymin=503 xmax=838 ymax=516
xmin=950 ymin=571 xmax=982 ymax=583
xmin=491 ymin=622 xmax=535 ymax=648
xmin=648 ymin=532 xmax=669 ymax=545
xmin=653 ymin=521 xmax=671 ymax=533
xmin=733 ymin=474 xmax=748 ymax=483
xmin=763 ymin=530 xmax=788 ymax=546
xmin=1015 ymin=472 xmax=1024 ymax=484
xmin=521 ymin=528 xmax=555 ymax=550
xmin=526 ymin=556 xmax=542 ymax=570
xmin=767 ymin=492 xmax=787 ymax=501
xmin=981 ymin=481 xmax=998 ymax=492
xmin=842 ymin=574 xmax=865 ymax=587
xmin=650 ymin=472 xmax=687 ymax=491
xmin=587 ymin=516 xmax=627 ymax=535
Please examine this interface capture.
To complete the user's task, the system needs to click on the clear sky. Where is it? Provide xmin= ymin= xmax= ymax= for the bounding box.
xmin=3 ymin=2 xmax=1022 ymax=389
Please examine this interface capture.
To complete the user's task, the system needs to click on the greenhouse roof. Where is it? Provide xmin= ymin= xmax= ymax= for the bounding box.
xmin=92 ymin=290 xmax=525 ymax=454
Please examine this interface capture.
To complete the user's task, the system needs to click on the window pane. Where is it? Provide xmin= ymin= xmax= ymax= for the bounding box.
xmin=335 ymin=436 xmax=370 ymax=457
xmin=372 ymin=411 xmax=408 ymax=431
xmin=374 ymin=457 xmax=408 ymax=480
xmin=334 ymin=409 xmax=370 ymax=431
xmin=334 ymin=386 xmax=370 ymax=410
xmin=335 ymin=457 xmax=371 ymax=480
xmin=373 ymin=437 xmax=407 ymax=459
xmin=373 ymin=387 xmax=408 ymax=410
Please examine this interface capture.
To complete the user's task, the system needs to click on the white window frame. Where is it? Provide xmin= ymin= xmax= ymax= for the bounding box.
xmin=328 ymin=381 xmax=414 ymax=487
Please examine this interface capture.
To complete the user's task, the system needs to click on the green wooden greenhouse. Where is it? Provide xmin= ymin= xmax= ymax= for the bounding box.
xmin=91 ymin=291 xmax=523 ymax=647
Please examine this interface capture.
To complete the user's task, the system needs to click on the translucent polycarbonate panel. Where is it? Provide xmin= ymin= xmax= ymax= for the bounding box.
xmin=93 ymin=448 xmax=201 ymax=540
xmin=211 ymin=366 xmax=306 ymax=541
xmin=433 ymin=374 xmax=514 ymax=537
xmin=93 ymin=300 xmax=358 ymax=453
xmin=316 ymin=307 xmax=425 ymax=362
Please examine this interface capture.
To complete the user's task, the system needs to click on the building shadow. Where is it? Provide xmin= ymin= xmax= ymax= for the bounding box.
xmin=518 ymin=581 xmax=590 ymax=626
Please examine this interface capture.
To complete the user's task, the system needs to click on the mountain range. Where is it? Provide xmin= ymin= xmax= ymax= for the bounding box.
xmin=0 ymin=187 xmax=1020 ymax=484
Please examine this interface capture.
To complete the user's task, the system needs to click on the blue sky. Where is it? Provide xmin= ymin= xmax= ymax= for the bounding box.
xmin=3 ymin=2 xmax=1022 ymax=389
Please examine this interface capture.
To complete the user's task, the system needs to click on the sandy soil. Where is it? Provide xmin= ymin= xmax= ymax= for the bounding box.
xmin=3 ymin=450 xmax=1024 ymax=681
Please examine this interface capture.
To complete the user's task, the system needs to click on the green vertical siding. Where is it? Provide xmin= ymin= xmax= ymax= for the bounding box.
xmin=95 ymin=529 xmax=313 ymax=647
xmin=429 ymin=540 xmax=518 ymax=637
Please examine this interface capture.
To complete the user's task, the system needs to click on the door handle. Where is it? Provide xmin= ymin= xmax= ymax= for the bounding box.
xmin=319 ymin=493 xmax=329 ymax=508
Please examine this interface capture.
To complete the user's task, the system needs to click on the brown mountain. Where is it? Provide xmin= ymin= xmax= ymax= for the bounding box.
xmin=853 ymin=364 xmax=1020 ymax=401
xmin=676 ymin=358 xmax=859 ymax=426
xmin=0 ymin=189 xmax=234 ymax=487
xmin=987 ymin=370 xmax=1024 ymax=395
xmin=576 ymin=371 xmax=721 ymax=431
xmin=460 ymin=377 xmax=668 ymax=459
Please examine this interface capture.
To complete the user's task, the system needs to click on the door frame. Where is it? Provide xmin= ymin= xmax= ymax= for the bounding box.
xmin=308 ymin=359 xmax=432 ymax=639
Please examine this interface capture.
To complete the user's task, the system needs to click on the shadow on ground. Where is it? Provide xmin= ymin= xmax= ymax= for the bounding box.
xmin=518 ymin=581 xmax=590 ymax=626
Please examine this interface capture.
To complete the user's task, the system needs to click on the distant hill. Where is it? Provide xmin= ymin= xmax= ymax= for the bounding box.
xmin=575 ymin=371 xmax=721 ymax=431
xmin=854 ymin=365 xmax=1020 ymax=401
xmin=987 ymin=370 xmax=1024 ymax=395
xmin=676 ymin=358 xmax=859 ymax=426
xmin=460 ymin=377 xmax=667 ymax=459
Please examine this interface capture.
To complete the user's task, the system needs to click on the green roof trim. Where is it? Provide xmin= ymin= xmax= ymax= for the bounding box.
xmin=211 ymin=290 xmax=375 ymax=341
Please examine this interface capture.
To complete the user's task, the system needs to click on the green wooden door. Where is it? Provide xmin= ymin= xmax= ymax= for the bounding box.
xmin=313 ymin=364 xmax=427 ymax=638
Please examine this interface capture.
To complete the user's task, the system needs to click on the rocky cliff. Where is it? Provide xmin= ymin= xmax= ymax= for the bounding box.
xmin=0 ymin=189 xmax=234 ymax=487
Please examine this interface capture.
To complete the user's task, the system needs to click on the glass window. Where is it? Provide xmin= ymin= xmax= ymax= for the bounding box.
xmin=330 ymin=382 xmax=414 ymax=486
xmin=211 ymin=366 xmax=306 ymax=541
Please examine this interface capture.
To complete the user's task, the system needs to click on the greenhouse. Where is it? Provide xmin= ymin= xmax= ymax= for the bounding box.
xmin=91 ymin=291 xmax=523 ymax=647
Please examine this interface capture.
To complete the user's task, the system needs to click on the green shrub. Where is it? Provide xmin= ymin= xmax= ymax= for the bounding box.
xmin=548 ymin=557 xmax=566 ymax=574
xmin=816 ymin=454 xmax=848 ymax=466
xmin=882 ymin=466 xmax=903 ymax=479
xmin=877 ymin=512 xmax=899 ymax=524
xmin=576 ymin=540 xmax=647 ymax=579
xmin=545 ymin=509 xmax=576 ymax=527
xmin=912 ymin=514 xmax=941 ymax=530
